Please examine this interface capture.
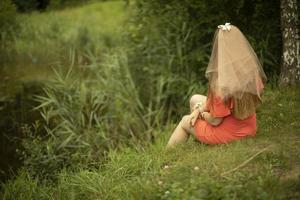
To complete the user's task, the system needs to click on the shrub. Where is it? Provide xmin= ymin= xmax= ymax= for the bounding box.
xmin=12 ymin=0 xmax=42 ymax=12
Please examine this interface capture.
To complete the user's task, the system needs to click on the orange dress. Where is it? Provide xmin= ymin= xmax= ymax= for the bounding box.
xmin=194 ymin=96 xmax=257 ymax=144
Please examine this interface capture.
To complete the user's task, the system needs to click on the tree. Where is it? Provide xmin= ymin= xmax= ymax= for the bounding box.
xmin=279 ymin=0 xmax=300 ymax=86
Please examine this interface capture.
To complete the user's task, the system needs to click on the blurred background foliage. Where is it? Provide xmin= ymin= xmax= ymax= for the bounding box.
xmin=0 ymin=0 xmax=125 ymax=65
xmin=0 ymin=0 xmax=291 ymax=183
xmin=126 ymin=0 xmax=282 ymax=115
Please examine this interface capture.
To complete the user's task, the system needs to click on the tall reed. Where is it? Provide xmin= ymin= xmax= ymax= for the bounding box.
xmin=21 ymin=49 xmax=177 ymax=179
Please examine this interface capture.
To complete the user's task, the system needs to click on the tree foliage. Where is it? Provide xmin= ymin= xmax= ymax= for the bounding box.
xmin=130 ymin=0 xmax=282 ymax=77
xmin=12 ymin=0 xmax=49 ymax=12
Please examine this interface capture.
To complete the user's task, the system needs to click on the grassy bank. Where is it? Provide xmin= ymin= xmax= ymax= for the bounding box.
xmin=1 ymin=87 xmax=299 ymax=200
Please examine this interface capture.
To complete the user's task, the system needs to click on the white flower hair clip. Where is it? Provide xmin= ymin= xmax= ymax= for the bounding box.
xmin=218 ymin=22 xmax=231 ymax=31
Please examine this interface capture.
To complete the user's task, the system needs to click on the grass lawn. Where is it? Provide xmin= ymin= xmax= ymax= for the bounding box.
xmin=3 ymin=0 xmax=128 ymax=66
xmin=1 ymin=0 xmax=129 ymax=99
xmin=1 ymin=86 xmax=299 ymax=200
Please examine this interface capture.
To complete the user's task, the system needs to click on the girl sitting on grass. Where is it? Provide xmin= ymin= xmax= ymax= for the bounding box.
xmin=167 ymin=23 xmax=267 ymax=147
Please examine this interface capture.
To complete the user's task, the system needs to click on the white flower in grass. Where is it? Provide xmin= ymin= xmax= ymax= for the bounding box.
xmin=163 ymin=165 xmax=169 ymax=169
xmin=165 ymin=190 xmax=170 ymax=195
xmin=194 ymin=166 xmax=199 ymax=171
xmin=158 ymin=180 xmax=163 ymax=185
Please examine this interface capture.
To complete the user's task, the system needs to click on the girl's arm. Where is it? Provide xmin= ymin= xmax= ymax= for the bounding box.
xmin=201 ymin=112 xmax=223 ymax=126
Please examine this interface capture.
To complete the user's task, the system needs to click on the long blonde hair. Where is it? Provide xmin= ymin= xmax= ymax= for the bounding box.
xmin=231 ymin=93 xmax=262 ymax=120
xmin=208 ymin=89 xmax=262 ymax=120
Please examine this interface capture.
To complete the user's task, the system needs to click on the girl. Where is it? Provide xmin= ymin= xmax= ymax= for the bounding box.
xmin=167 ymin=23 xmax=267 ymax=147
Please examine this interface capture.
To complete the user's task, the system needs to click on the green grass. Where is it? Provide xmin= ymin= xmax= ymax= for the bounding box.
xmin=1 ymin=87 xmax=300 ymax=200
xmin=1 ymin=0 xmax=129 ymax=97
xmin=3 ymin=0 xmax=128 ymax=65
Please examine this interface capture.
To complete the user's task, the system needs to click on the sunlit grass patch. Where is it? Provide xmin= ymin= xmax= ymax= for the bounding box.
xmin=5 ymin=0 xmax=128 ymax=64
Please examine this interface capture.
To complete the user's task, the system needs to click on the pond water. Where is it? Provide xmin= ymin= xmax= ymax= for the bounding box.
xmin=0 ymin=60 xmax=90 ymax=182
xmin=0 ymin=62 xmax=55 ymax=183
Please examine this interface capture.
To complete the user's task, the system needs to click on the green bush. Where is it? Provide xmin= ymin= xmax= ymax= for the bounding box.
xmin=12 ymin=0 xmax=41 ymax=12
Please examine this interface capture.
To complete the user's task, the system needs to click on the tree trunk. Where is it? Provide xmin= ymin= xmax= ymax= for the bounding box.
xmin=279 ymin=0 xmax=300 ymax=86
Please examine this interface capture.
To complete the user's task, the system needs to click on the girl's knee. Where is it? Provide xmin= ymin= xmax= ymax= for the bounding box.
xmin=190 ymin=94 xmax=207 ymax=109
xmin=180 ymin=115 xmax=191 ymax=130
xmin=190 ymin=95 xmax=200 ymax=106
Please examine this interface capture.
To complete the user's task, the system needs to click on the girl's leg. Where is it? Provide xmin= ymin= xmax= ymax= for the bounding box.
xmin=189 ymin=94 xmax=207 ymax=113
xmin=167 ymin=94 xmax=207 ymax=148
xmin=166 ymin=115 xmax=196 ymax=148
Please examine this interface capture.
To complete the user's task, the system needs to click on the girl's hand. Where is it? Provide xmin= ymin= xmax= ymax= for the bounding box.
xmin=201 ymin=112 xmax=224 ymax=126
xmin=200 ymin=112 xmax=209 ymax=120
xmin=189 ymin=109 xmax=201 ymax=127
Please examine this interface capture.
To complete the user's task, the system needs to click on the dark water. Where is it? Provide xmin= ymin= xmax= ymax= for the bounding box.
xmin=0 ymin=63 xmax=53 ymax=183
xmin=0 ymin=60 xmax=92 ymax=182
